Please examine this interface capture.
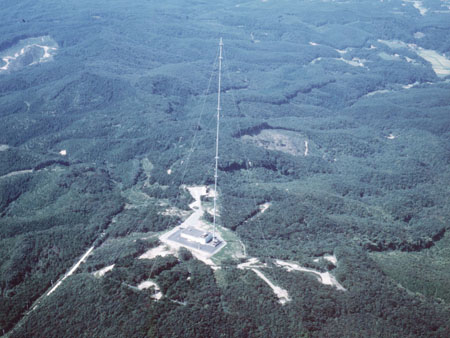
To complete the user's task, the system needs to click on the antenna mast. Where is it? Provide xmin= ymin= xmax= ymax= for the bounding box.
xmin=213 ymin=37 xmax=223 ymax=241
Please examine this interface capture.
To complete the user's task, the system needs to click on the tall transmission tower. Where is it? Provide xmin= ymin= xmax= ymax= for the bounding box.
xmin=212 ymin=37 xmax=223 ymax=242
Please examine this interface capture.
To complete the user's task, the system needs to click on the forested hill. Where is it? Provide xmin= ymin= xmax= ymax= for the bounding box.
xmin=1 ymin=0 xmax=450 ymax=337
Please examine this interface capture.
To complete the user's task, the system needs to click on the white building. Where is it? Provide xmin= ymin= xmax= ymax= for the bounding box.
xmin=180 ymin=227 xmax=213 ymax=244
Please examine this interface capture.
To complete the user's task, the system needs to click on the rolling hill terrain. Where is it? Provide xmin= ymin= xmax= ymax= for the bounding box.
xmin=1 ymin=0 xmax=450 ymax=337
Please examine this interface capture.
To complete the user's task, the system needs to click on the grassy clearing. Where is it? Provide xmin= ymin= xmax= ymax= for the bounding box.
xmin=211 ymin=225 xmax=246 ymax=264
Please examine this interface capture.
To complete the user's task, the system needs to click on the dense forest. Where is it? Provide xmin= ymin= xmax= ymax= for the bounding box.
xmin=1 ymin=0 xmax=450 ymax=337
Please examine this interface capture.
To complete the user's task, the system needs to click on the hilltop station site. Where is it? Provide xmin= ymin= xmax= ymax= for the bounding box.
xmin=162 ymin=39 xmax=227 ymax=258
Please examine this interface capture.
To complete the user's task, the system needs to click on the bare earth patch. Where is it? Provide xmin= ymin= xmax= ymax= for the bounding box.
xmin=93 ymin=264 xmax=115 ymax=278
xmin=241 ymin=129 xmax=307 ymax=156
xmin=139 ymin=244 xmax=172 ymax=260
xmin=323 ymin=254 xmax=338 ymax=265
xmin=274 ymin=259 xmax=346 ymax=291
xmin=259 ymin=202 xmax=271 ymax=214
xmin=237 ymin=257 xmax=290 ymax=304
xmin=0 ymin=35 xmax=58 ymax=73
xmin=237 ymin=257 xmax=266 ymax=270
xmin=137 ymin=280 xmax=163 ymax=300
xmin=252 ymin=268 xmax=291 ymax=304
xmin=386 ymin=134 xmax=396 ymax=140
xmin=46 ymin=246 xmax=95 ymax=297
xmin=378 ymin=39 xmax=450 ymax=77
xmin=0 ymin=169 xmax=33 ymax=180
xmin=161 ymin=206 xmax=189 ymax=217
